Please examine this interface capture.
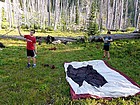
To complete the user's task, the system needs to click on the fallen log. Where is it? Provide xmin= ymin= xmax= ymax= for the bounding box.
xmin=0 ymin=35 xmax=25 ymax=40
xmin=110 ymin=33 xmax=140 ymax=40
xmin=0 ymin=33 xmax=140 ymax=43
xmin=0 ymin=35 xmax=77 ymax=43
xmin=89 ymin=33 xmax=140 ymax=42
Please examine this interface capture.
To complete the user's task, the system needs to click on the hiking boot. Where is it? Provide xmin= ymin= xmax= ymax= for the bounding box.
xmin=32 ymin=64 xmax=36 ymax=68
xmin=27 ymin=63 xmax=31 ymax=68
xmin=102 ymin=56 xmax=105 ymax=58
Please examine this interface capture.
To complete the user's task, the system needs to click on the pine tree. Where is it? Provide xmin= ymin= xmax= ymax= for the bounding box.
xmin=75 ymin=1 xmax=79 ymax=25
xmin=87 ymin=2 xmax=99 ymax=36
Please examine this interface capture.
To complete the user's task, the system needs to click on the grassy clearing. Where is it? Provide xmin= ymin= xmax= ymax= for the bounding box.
xmin=0 ymin=38 xmax=140 ymax=104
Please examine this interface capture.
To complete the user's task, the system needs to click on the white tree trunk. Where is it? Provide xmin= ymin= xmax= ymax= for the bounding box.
xmin=113 ymin=0 xmax=117 ymax=29
xmin=65 ymin=0 xmax=69 ymax=29
xmin=110 ymin=0 xmax=116 ymax=29
xmin=13 ymin=0 xmax=22 ymax=27
xmin=99 ymin=0 xmax=103 ymax=31
xmin=23 ymin=0 xmax=28 ymax=26
xmin=40 ymin=0 xmax=45 ymax=29
xmin=106 ymin=0 xmax=111 ymax=29
xmin=134 ymin=0 xmax=138 ymax=28
xmin=114 ymin=0 xmax=119 ymax=29
xmin=4 ymin=0 xmax=13 ymax=29
xmin=124 ymin=0 xmax=128 ymax=28
xmin=73 ymin=5 xmax=76 ymax=24
xmin=0 ymin=3 xmax=2 ymax=29
xmin=4 ymin=0 xmax=8 ymax=21
xmin=69 ymin=1 xmax=74 ymax=24
xmin=78 ymin=0 xmax=80 ymax=25
xmin=54 ymin=0 xmax=60 ymax=30
xmin=119 ymin=0 xmax=124 ymax=29
xmin=137 ymin=13 xmax=140 ymax=29
xmin=86 ymin=0 xmax=91 ymax=22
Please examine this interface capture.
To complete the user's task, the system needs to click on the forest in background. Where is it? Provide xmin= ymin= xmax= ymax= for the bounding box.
xmin=0 ymin=0 xmax=140 ymax=33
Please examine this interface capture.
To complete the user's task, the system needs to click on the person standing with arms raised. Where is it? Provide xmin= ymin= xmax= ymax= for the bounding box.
xmin=17 ymin=26 xmax=37 ymax=68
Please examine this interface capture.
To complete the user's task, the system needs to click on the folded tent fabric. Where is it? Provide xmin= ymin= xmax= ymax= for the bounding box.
xmin=64 ymin=60 xmax=140 ymax=99
xmin=67 ymin=65 xmax=108 ymax=87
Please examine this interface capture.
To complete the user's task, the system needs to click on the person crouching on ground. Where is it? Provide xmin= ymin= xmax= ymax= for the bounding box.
xmin=17 ymin=26 xmax=37 ymax=68
xmin=102 ymin=30 xmax=112 ymax=60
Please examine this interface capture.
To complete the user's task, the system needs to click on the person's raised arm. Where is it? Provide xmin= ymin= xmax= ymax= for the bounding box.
xmin=101 ymin=36 xmax=104 ymax=41
xmin=17 ymin=26 xmax=24 ymax=37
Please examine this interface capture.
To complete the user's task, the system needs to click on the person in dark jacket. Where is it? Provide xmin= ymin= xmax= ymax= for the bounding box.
xmin=102 ymin=30 xmax=112 ymax=60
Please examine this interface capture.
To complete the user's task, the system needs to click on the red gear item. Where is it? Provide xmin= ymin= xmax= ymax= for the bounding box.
xmin=24 ymin=35 xmax=36 ymax=50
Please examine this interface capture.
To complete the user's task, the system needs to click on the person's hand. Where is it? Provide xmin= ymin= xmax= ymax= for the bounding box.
xmin=108 ymin=39 xmax=113 ymax=42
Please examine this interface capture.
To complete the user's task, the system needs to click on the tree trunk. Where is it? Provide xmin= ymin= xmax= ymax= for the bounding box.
xmin=110 ymin=0 xmax=116 ymax=29
xmin=112 ymin=0 xmax=117 ymax=29
xmin=47 ymin=0 xmax=51 ymax=26
xmin=99 ymin=0 xmax=103 ymax=31
xmin=70 ymin=2 xmax=74 ymax=24
xmin=65 ymin=0 xmax=69 ymax=29
xmin=119 ymin=0 xmax=124 ymax=29
xmin=40 ymin=0 xmax=45 ymax=29
xmin=23 ymin=0 xmax=28 ymax=27
xmin=4 ymin=0 xmax=13 ymax=29
xmin=134 ymin=0 xmax=138 ymax=28
xmin=136 ymin=13 xmax=140 ymax=29
xmin=124 ymin=0 xmax=128 ymax=28
xmin=106 ymin=0 xmax=111 ymax=29
xmin=0 ymin=3 xmax=2 ymax=29
xmin=77 ymin=0 xmax=80 ymax=25
xmin=54 ymin=0 xmax=60 ymax=30
xmin=85 ymin=0 xmax=91 ymax=28
xmin=13 ymin=0 xmax=22 ymax=27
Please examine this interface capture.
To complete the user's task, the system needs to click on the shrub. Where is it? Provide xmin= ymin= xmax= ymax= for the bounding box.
xmin=1 ymin=22 xmax=9 ymax=29
xmin=126 ymin=27 xmax=135 ymax=32
xmin=34 ymin=24 xmax=40 ymax=30
xmin=21 ymin=24 xmax=29 ymax=29
xmin=41 ymin=28 xmax=47 ymax=33
xmin=87 ymin=22 xmax=99 ymax=36
xmin=45 ymin=26 xmax=54 ymax=31
xmin=86 ymin=2 xmax=99 ymax=36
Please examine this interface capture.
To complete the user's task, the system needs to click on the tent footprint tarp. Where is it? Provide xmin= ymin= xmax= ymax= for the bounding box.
xmin=64 ymin=60 xmax=140 ymax=99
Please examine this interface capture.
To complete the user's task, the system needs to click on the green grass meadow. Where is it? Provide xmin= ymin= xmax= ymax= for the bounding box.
xmin=0 ymin=38 xmax=140 ymax=104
